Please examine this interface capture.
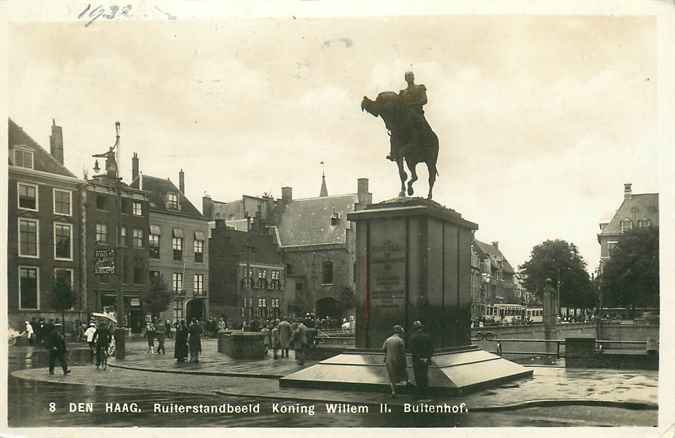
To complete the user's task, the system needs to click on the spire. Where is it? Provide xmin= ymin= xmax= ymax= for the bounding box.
xmin=319 ymin=161 xmax=328 ymax=197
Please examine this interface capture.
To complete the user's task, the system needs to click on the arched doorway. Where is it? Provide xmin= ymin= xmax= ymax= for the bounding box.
xmin=315 ymin=297 xmax=340 ymax=319
xmin=186 ymin=299 xmax=206 ymax=322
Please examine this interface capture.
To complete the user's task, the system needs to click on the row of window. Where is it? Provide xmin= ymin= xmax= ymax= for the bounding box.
xmin=165 ymin=272 xmax=206 ymax=296
xmin=96 ymin=193 xmax=143 ymax=216
xmin=620 ymin=218 xmax=652 ymax=233
xmin=17 ymin=183 xmax=73 ymax=216
xmin=18 ymin=218 xmax=73 ymax=260
xmin=17 ymin=266 xmax=73 ymax=310
xmin=149 ymin=227 xmax=205 ymax=262
xmin=240 ymin=268 xmax=283 ymax=290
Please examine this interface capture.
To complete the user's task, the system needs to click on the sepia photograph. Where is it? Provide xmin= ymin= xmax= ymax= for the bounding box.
xmin=2 ymin=1 xmax=674 ymax=434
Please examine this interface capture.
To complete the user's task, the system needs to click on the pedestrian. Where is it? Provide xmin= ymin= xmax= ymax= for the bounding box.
xmin=93 ymin=322 xmax=112 ymax=369
xmin=408 ymin=320 xmax=433 ymax=399
xmin=165 ymin=320 xmax=173 ymax=339
xmin=45 ymin=323 xmax=70 ymax=376
xmin=23 ymin=321 xmax=34 ymax=346
xmin=188 ymin=319 xmax=202 ymax=363
xmin=217 ymin=317 xmax=227 ymax=334
xmin=270 ymin=322 xmax=280 ymax=359
xmin=291 ymin=318 xmax=308 ymax=366
xmin=278 ymin=318 xmax=292 ymax=359
xmin=382 ymin=324 xmax=408 ymax=397
xmin=145 ymin=320 xmax=156 ymax=354
xmin=84 ymin=322 xmax=97 ymax=363
xmin=261 ymin=324 xmax=271 ymax=354
xmin=174 ymin=320 xmax=188 ymax=364
xmin=154 ymin=317 xmax=166 ymax=355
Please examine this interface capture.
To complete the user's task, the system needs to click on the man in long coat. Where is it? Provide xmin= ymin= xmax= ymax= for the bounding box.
xmin=174 ymin=320 xmax=188 ymax=363
xmin=45 ymin=323 xmax=70 ymax=376
xmin=408 ymin=320 xmax=433 ymax=398
xmin=278 ymin=318 xmax=292 ymax=359
xmin=382 ymin=324 xmax=408 ymax=397
xmin=188 ymin=319 xmax=202 ymax=363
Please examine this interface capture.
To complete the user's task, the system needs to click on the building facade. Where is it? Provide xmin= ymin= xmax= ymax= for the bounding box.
xmin=139 ymin=164 xmax=210 ymax=323
xmin=470 ymin=240 xmax=517 ymax=320
xmin=8 ymin=119 xmax=86 ymax=329
xmin=597 ymin=183 xmax=659 ymax=274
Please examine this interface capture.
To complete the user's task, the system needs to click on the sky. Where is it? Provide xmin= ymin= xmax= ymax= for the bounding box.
xmin=8 ymin=16 xmax=659 ymax=273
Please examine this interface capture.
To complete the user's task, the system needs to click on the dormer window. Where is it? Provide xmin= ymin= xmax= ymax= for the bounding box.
xmin=330 ymin=211 xmax=340 ymax=226
xmin=620 ymin=218 xmax=633 ymax=233
xmin=167 ymin=192 xmax=179 ymax=209
xmin=14 ymin=148 xmax=34 ymax=169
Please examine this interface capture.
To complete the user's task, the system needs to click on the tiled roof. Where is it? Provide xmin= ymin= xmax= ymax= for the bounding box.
xmin=599 ymin=194 xmax=659 ymax=236
xmin=8 ymin=118 xmax=77 ymax=178
xmin=474 ymin=240 xmax=515 ymax=274
xmin=217 ymin=229 xmax=282 ymax=266
xmin=142 ymin=174 xmax=205 ymax=220
xmin=276 ymin=194 xmax=358 ymax=247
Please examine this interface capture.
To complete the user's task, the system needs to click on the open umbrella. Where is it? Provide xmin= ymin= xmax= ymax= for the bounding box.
xmin=91 ymin=312 xmax=117 ymax=324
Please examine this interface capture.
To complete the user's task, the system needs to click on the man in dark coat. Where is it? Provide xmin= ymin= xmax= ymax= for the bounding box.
xmin=174 ymin=320 xmax=188 ymax=363
xmin=408 ymin=320 xmax=433 ymax=398
xmin=188 ymin=319 xmax=202 ymax=363
xmin=93 ymin=323 xmax=112 ymax=369
xmin=45 ymin=323 xmax=70 ymax=375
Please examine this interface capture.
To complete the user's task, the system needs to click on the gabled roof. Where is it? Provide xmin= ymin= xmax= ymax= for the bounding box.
xmin=214 ymin=228 xmax=282 ymax=266
xmin=142 ymin=174 xmax=205 ymax=220
xmin=276 ymin=194 xmax=358 ymax=247
xmin=599 ymin=193 xmax=659 ymax=236
xmin=474 ymin=240 xmax=515 ymax=274
xmin=8 ymin=118 xmax=77 ymax=178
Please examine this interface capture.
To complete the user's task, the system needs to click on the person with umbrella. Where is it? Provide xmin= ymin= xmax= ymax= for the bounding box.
xmin=93 ymin=322 xmax=112 ymax=369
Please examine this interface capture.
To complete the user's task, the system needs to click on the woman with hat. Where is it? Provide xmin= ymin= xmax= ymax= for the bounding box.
xmin=382 ymin=324 xmax=409 ymax=397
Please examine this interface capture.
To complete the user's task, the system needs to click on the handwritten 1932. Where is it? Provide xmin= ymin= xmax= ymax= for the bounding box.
xmin=77 ymin=4 xmax=133 ymax=27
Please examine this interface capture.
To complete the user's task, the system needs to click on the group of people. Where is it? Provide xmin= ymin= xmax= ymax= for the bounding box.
xmin=83 ymin=320 xmax=113 ymax=369
xmin=259 ymin=318 xmax=309 ymax=365
xmin=171 ymin=319 xmax=203 ymax=363
xmin=144 ymin=317 xmax=171 ymax=355
xmin=240 ymin=313 xmax=351 ymax=333
xmin=19 ymin=317 xmax=67 ymax=346
xmin=382 ymin=320 xmax=433 ymax=398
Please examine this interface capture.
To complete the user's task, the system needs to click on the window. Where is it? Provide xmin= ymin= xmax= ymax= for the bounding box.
xmin=193 ymin=274 xmax=205 ymax=296
xmin=286 ymin=264 xmax=293 ymax=275
xmin=194 ymin=232 xmax=205 ymax=263
xmin=621 ymin=219 xmax=633 ymax=233
xmin=640 ymin=219 xmax=652 ymax=228
xmin=14 ymin=148 xmax=34 ymax=169
xmin=120 ymin=226 xmax=127 ymax=247
xmin=172 ymin=229 xmax=183 ymax=260
xmin=271 ymin=270 xmax=280 ymax=289
xmin=121 ymin=198 xmax=130 ymax=214
xmin=132 ymin=201 xmax=143 ymax=216
xmin=174 ymin=298 xmax=184 ymax=321
xmin=607 ymin=241 xmax=618 ymax=257
xmin=322 ymin=261 xmax=334 ymax=284
xmin=18 ymin=218 xmax=39 ymax=257
xmin=53 ymin=223 xmax=72 ymax=260
xmin=96 ymin=224 xmax=108 ymax=243
xmin=132 ymin=229 xmax=144 ymax=248
xmin=54 ymin=268 xmax=73 ymax=289
xmin=53 ymin=189 xmax=72 ymax=216
xmin=257 ymin=270 xmax=267 ymax=289
xmin=96 ymin=195 xmax=108 ymax=210
xmin=167 ymin=192 xmax=179 ymax=209
xmin=19 ymin=266 xmax=39 ymax=310
xmin=18 ymin=183 xmax=38 ymax=211
xmin=172 ymin=273 xmax=184 ymax=294
xmin=149 ymin=225 xmax=160 ymax=259
xmin=133 ymin=266 xmax=144 ymax=284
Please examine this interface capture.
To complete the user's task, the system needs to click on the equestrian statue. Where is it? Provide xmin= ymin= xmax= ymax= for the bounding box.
xmin=361 ymin=71 xmax=439 ymax=200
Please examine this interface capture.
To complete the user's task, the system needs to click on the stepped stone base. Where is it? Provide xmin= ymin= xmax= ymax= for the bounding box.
xmin=280 ymin=345 xmax=533 ymax=395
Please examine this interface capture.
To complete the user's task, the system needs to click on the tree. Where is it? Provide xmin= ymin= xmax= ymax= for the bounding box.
xmin=143 ymin=275 xmax=172 ymax=318
xmin=52 ymin=277 xmax=76 ymax=334
xmin=601 ymin=227 xmax=659 ymax=310
xmin=519 ymin=239 xmax=595 ymax=312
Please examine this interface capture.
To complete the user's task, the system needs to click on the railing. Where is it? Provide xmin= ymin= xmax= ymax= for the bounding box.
xmin=471 ymin=336 xmax=650 ymax=358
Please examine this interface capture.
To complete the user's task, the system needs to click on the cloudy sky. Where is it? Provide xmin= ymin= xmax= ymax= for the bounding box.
xmin=9 ymin=16 xmax=658 ymax=273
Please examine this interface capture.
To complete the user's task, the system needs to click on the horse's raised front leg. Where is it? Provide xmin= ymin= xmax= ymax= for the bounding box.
xmin=427 ymin=162 xmax=437 ymax=200
xmin=407 ymin=161 xmax=418 ymax=196
xmin=397 ymin=159 xmax=407 ymax=198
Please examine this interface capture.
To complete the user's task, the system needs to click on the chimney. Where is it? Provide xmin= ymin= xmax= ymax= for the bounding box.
xmin=179 ymin=169 xmax=185 ymax=194
xmin=320 ymin=173 xmax=328 ymax=197
xmin=357 ymin=178 xmax=372 ymax=208
xmin=131 ymin=153 xmax=139 ymax=188
xmin=492 ymin=241 xmax=499 ymax=250
xmin=281 ymin=186 xmax=293 ymax=203
xmin=624 ymin=183 xmax=632 ymax=200
xmin=214 ymin=218 xmax=226 ymax=237
xmin=202 ymin=194 xmax=213 ymax=218
xmin=49 ymin=119 xmax=64 ymax=165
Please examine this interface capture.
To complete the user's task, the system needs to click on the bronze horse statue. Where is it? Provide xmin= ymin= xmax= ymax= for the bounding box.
xmin=361 ymin=92 xmax=439 ymax=199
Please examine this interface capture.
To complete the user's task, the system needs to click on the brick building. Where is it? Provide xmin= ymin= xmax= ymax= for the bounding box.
xmin=8 ymin=119 xmax=86 ymax=329
xmin=137 ymin=160 xmax=209 ymax=323
xmin=203 ymin=177 xmax=372 ymax=321
xmin=597 ymin=183 xmax=659 ymax=274
xmin=471 ymin=240 xmax=516 ymax=310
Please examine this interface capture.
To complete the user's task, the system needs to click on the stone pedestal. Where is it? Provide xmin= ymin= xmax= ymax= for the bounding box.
xmin=218 ymin=332 xmax=266 ymax=359
xmin=281 ymin=198 xmax=533 ymax=394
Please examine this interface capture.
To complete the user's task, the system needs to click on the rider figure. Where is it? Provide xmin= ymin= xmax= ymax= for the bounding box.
xmin=387 ymin=71 xmax=429 ymax=161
